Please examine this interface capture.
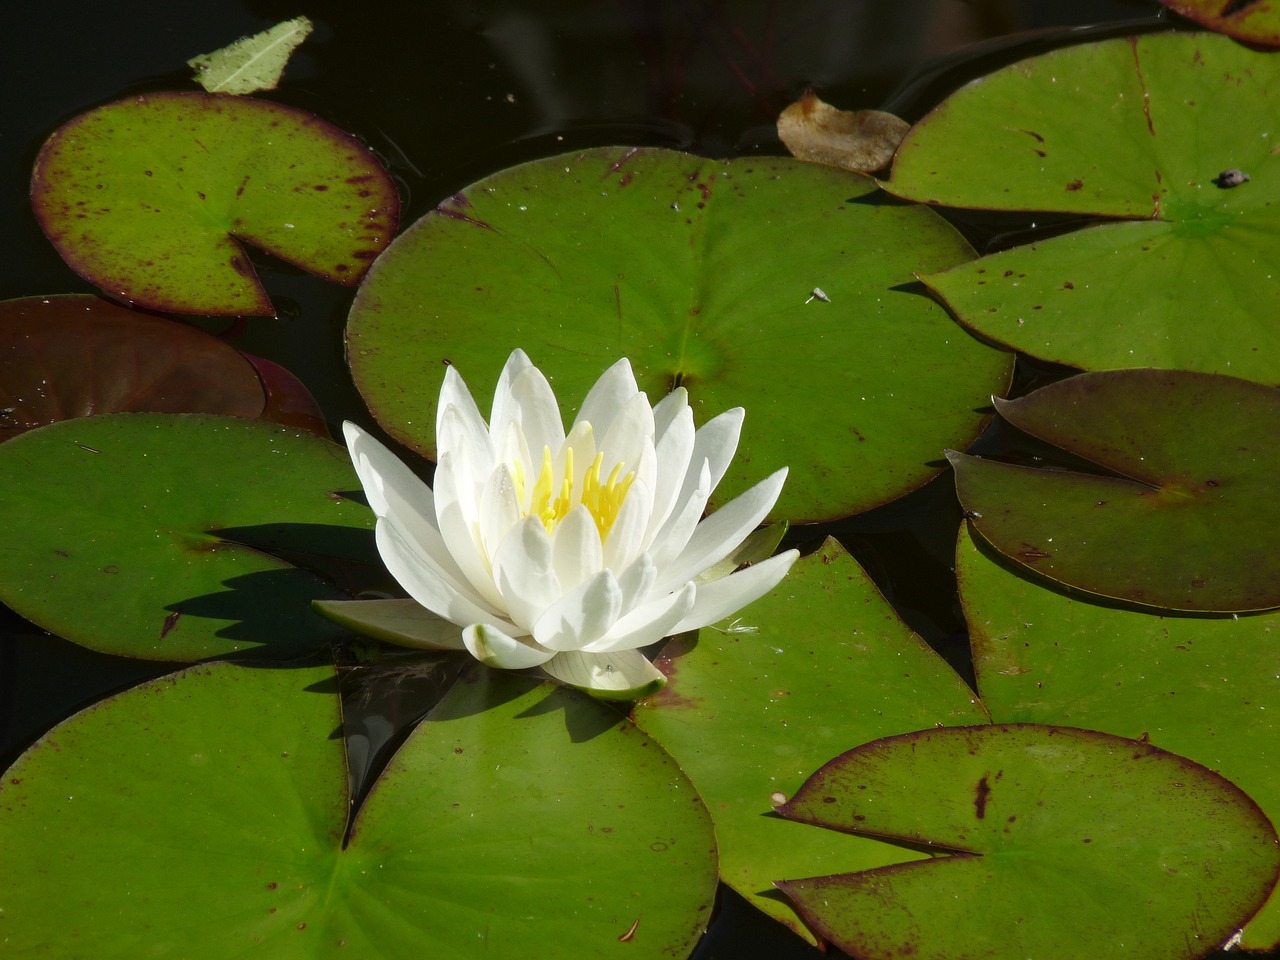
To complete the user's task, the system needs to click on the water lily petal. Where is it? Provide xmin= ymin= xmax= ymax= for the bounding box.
xmin=581 ymin=580 xmax=696 ymax=653
xmin=651 ymin=386 xmax=688 ymax=440
xmin=344 ymin=423 xmax=473 ymax=588
xmin=649 ymin=458 xmax=712 ymax=569
xmin=478 ymin=462 xmax=524 ymax=567
xmin=312 ymin=598 xmax=467 ymax=650
xmin=345 ymin=349 xmax=794 ymax=688
xmin=464 ymin=622 xmax=555 ymax=669
xmin=487 ymin=347 xmax=534 ymax=442
xmin=690 ymin=406 xmax=744 ymax=496
xmin=433 ymin=450 xmax=506 ymax=609
xmin=573 ymin=356 xmax=638 ymax=434
xmin=671 ymin=549 xmax=799 ymax=633
xmin=533 ymin=569 xmax=623 ymax=651
xmin=504 ymin=363 xmax=566 ymax=461
xmin=555 ymin=420 xmax=596 ymax=496
xmin=616 ymin=551 xmax=658 ymax=609
xmin=603 ymin=476 xmax=652 ymax=573
xmin=646 ymin=402 xmax=695 ymax=542
xmin=540 ymin=648 xmax=667 ymax=700
xmin=492 ymin=516 xmax=563 ymax=631
xmin=495 ymin=418 xmax=535 ymax=493
xmin=375 ymin=515 xmax=509 ymax=626
xmin=649 ymin=406 xmax=742 ymax=553
xmin=343 ymin=421 xmax=426 ymax=520
xmin=550 ymin=504 xmax=604 ymax=592
xmin=654 ymin=467 xmax=788 ymax=594
xmin=598 ymin=391 xmax=655 ymax=479
xmin=436 ymin=366 xmax=494 ymax=467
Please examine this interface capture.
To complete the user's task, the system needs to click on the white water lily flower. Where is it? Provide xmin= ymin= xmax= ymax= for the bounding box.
xmin=338 ymin=349 xmax=798 ymax=699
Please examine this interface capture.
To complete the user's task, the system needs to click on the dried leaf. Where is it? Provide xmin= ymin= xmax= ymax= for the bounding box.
xmin=188 ymin=16 xmax=314 ymax=95
xmin=777 ymin=91 xmax=910 ymax=174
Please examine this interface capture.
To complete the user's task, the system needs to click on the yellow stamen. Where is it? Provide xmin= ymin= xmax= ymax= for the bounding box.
xmin=513 ymin=444 xmax=634 ymax=539
xmin=581 ymin=452 xmax=635 ymax=539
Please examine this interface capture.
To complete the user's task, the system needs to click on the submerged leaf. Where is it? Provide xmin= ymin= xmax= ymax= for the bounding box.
xmin=777 ymin=91 xmax=909 ymax=173
xmin=188 ymin=16 xmax=314 ymax=95
xmin=31 ymin=92 xmax=398 ymax=316
xmin=777 ymin=724 xmax=1279 ymax=960
xmin=951 ymin=369 xmax=1280 ymax=612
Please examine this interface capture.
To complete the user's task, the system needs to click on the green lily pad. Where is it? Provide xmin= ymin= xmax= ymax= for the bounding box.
xmin=886 ymin=32 xmax=1280 ymax=385
xmin=345 ymin=146 xmax=1011 ymax=522
xmin=1159 ymin=1 xmax=1280 ymax=45
xmin=0 ymin=413 xmax=380 ymax=660
xmin=949 ymin=368 xmax=1280 ymax=612
xmin=0 ymin=660 xmax=717 ymax=957
xmin=776 ymin=723 xmax=1280 ymax=960
xmin=31 ymin=92 xmax=398 ymax=317
xmin=0 ymin=295 xmax=276 ymax=442
xmin=632 ymin=539 xmax=988 ymax=943
xmin=956 ymin=524 xmax=1280 ymax=949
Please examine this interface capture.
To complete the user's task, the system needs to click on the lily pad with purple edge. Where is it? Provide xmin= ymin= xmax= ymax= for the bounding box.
xmin=0 ymin=661 xmax=717 ymax=958
xmin=345 ymin=146 xmax=1012 ymax=523
xmin=956 ymin=524 xmax=1280 ymax=949
xmin=632 ymin=539 xmax=988 ymax=944
xmin=31 ymin=92 xmax=398 ymax=317
xmin=885 ymin=32 xmax=1280 ymax=386
xmin=0 ymin=413 xmax=380 ymax=661
xmin=948 ymin=368 xmax=1280 ymax=612
xmin=1158 ymin=0 xmax=1280 ymax=45
xmin=775 ymin=724 xmax=1279 ymax=960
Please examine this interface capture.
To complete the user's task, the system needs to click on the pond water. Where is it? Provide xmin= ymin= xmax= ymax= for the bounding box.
xmin=9 ymin=2 xmax=1265 ymax=958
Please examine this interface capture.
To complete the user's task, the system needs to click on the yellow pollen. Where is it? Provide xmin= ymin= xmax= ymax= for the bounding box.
xmin=517 ymin=445 xmax=634 ymax=539
xmin=581 ymin=452 xmax=635 ymax=539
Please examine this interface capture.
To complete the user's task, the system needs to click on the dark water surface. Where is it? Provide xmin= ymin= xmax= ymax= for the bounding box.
xmin=10 ymin=3 xmax=1262 ymax=958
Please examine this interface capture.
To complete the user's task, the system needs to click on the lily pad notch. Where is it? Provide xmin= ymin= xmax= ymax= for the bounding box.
xmin=31 ymin=92 xmax=399 ymax=317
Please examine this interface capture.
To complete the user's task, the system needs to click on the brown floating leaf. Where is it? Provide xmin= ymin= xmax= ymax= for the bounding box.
xmin=241 ymin=353 xmax=330 ymax=439
xmin=777 ymin=91 xmax=910 ymax=174
xmin=0 ymin=295 xmax=266 ymax=442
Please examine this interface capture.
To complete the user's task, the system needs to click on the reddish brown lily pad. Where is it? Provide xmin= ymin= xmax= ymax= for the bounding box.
xmin=948 ymin=369 xmax=1280 ymax=612
xmin=0 ymin=295 xmax=265 ymax=441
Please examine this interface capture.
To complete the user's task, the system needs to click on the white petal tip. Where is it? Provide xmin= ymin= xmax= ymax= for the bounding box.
xmin=312 ymin=598 xmax=467 ymax=651
xmin=540 ymin=650 xmax=667 ymax=700
xmin=463 ymin=623 xmax=555 ymax=669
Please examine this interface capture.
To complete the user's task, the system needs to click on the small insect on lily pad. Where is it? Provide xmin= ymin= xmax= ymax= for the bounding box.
xmin=776 ymin=724 xmax=1280 ymax=960
xmin=887 ymin=32 xmax=1280 ymax=385
xmin=949 ymin=368 xmax=1280 ymax=612
xmin=31 ymin=92 xmax=398 ymax=317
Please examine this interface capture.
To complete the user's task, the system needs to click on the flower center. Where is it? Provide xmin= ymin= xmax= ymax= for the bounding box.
xmin=513 ymin=446 xmax=635 ymax=539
